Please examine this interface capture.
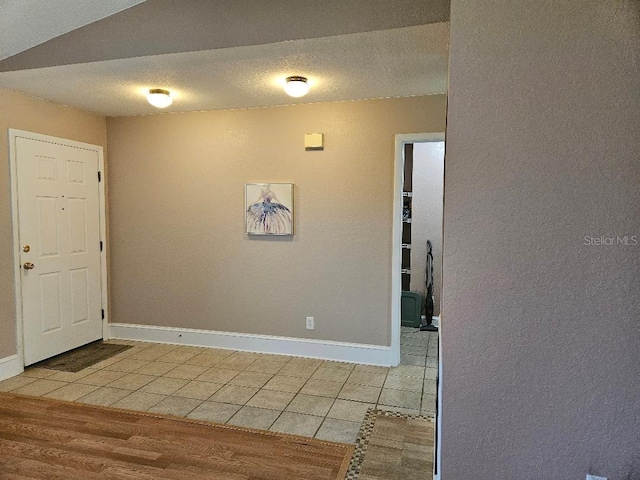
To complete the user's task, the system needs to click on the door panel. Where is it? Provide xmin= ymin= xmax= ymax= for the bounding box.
xmin=68 ymin=197 xmax=87 ymax=253
xmin=39 ymin=272 xmax=62 ymax=333
xmin=37 ymin=196 xmax=60 ymax=255
xmin=70 ymin=268 xmax=89 ymax=324
xmin=17 ymin=136 xmax=103 ymax=366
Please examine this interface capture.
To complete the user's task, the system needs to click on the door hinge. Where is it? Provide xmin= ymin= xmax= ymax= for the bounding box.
xmin=100 ymin=241 xmax=103 ymax=252
xmin=98 ymin=171 xmax=102 ymax=182
xmin=101 ymin=309 xmax=105 ymax=320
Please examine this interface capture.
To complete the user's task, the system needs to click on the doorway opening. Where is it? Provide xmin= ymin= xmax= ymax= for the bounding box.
xmin=392 ymin=133 xmax=444 ymax=360
xmin=401 ymin=141 xmax=444 ymax=326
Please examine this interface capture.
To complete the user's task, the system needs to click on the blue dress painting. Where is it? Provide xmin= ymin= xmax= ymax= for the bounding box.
xmin=246 ymin=184 xmax=293 ymax=235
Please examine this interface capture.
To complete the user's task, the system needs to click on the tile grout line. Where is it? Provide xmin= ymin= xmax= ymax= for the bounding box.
xmin=260 ymin=360 xmax=325 ymax=435
xmin=227 ymin=359 xmax=317 ymax=431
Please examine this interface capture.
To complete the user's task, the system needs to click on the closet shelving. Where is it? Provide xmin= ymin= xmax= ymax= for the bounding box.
xmin=402 ymin=144 xmax=413 ymax=291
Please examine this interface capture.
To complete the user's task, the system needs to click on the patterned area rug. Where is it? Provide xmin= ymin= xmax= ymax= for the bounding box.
xmin=345 ymin=409 xmax=435 ymax=480
xmin=33 ymin=341 xmax=132 ymax=372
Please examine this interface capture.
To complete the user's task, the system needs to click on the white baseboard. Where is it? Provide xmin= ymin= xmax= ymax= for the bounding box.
xmin=109 ymin=323 xmax=393 ymax=366
xmin=0 ymin=355 xmax=23 ymax=381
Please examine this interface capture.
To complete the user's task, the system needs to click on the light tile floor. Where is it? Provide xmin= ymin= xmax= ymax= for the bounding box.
xmin=0 ymin=327 xmax=438 ymax=444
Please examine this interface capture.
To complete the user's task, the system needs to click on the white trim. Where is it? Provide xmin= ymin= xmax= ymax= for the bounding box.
xmin=0 ymin=355 xmax=23 ymax=381
xmin=8 ymin=129 xmax=109 ymax=365
xmin=97 ymin=144 xmax=109 ymax=341
xmin=110 ymin=323 xmax=393 ymax=366
xmin=392 ymin=133 xmax=445 ymax=367
xmin=436 ymin=314 xmax=443 ymax=478
xmin=8 ymin=130 xmax=24 ymax=365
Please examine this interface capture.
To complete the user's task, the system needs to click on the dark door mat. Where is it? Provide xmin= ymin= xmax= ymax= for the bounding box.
xmin=32 ymin=341 xmax=133 ymax=372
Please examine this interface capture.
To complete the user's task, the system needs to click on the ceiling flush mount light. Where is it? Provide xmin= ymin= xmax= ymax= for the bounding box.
xmin=284 ymin=76 xmax=310 ymax=98
xmin=147 ymin=88 xmax=173 ymax=108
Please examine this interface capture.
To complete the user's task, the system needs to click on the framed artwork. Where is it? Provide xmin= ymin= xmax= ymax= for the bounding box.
xmin=245 ymin=183 xmax=294 ymax=235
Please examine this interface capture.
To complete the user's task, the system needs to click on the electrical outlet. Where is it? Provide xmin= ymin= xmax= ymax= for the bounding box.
xmin=586 ymin=475 xmax=607 ymax=480
xmin=305 ymin=316 xmax=315 ymax=330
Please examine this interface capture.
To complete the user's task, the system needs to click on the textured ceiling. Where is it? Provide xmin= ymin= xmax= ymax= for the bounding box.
xmin=0 ymin=0 xmax=449 ymax=72
xmin=0 ymin=0 xmax=146 ymax=61
xmin=0 ymin=23 xmax=449 ymax=117
xmin=0 ymin=1 xmax=450 ymax=116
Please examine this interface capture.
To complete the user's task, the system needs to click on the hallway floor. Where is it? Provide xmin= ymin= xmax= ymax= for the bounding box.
xmin=0 ymin=327 xmax=437 ymax=444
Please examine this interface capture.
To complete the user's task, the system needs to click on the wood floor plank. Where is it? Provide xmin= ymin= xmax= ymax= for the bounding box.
xmin=0 ymin=451 xmax=102 ymax=480
xmin=0 ymin=393 xmax=354 ymax=479
xmin=0 ymin=436 xmax=107 ymax=475
xmin=0 ymin=405 xmax=133 ymax=441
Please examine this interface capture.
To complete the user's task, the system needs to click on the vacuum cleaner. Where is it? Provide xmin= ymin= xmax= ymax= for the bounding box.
xmin=420 ymin=240 xmax=438 ymax=332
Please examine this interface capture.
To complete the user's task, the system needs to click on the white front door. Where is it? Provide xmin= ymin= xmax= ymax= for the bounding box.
xmin=15 ymin=136 xmax=103 ymax=366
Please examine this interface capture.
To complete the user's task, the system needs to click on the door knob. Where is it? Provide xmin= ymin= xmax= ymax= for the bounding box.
xmin=23 ymin=262 xmax=35 ymax=270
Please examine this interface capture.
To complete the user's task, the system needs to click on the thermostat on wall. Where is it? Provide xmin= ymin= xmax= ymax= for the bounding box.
xmin=304 ymin=133 xmax=324 ymax=151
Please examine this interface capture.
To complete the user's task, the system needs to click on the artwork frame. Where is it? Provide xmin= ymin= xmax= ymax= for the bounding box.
xmin=245 ymin=183 xmax=294 ymax=236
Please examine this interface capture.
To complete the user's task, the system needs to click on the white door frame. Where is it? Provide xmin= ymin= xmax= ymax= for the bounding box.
xmin=9 ymin=129 xmax=109 ymax=371
xmin=392 ymin=132 xmax=445 ymax=480
xmin=391 ymin=132 xmax=445 ymax=362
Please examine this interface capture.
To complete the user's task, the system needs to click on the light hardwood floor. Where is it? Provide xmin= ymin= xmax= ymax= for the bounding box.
xmin=0 ymin=392 xmax=353 ymax=479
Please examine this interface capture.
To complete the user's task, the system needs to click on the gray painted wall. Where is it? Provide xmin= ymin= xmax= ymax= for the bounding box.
xmin=441 ymin=1 xmax=640 ymax=479
xmin=106 ymin=96 xmax=446 ymax=347
xmin=0 ymin=0 xmax=450 ymax=72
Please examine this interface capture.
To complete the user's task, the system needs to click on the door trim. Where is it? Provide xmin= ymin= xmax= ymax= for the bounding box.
xmin=8 ymin=129 xmax=109 ymax=371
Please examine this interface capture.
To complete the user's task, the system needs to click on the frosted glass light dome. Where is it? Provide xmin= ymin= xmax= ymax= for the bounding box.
xmin=147 ymin=89 xmax=173 ymax=108
xmin=283 ymin=76 xmax=310 ymax=97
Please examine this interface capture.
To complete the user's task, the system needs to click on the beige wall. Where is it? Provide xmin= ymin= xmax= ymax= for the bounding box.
xmin=442 ymin=1 xmax=640 ymax=479
xmin=410 ymin=142 xmax=444 ymax=316
xmin=0 ymin=88 xmax=107 ymax=359
xmin=107 ymin=95 xmax=446 ymax=346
